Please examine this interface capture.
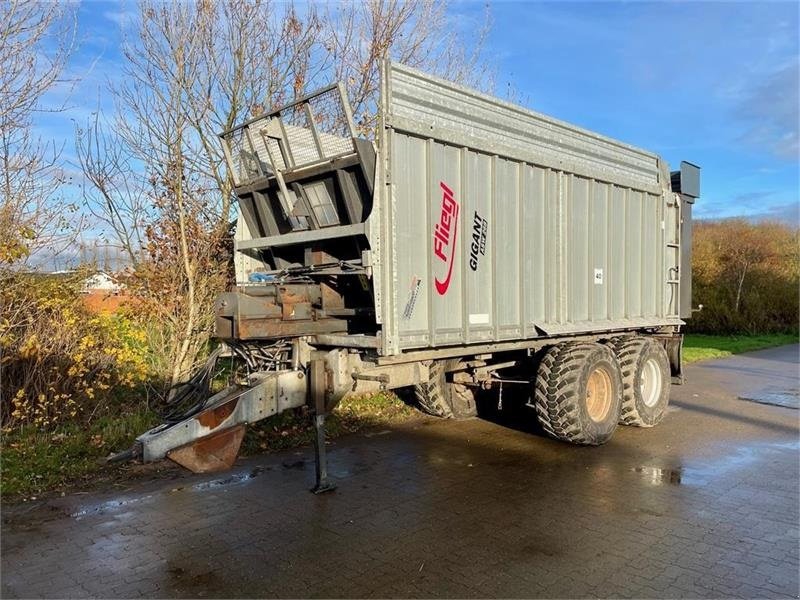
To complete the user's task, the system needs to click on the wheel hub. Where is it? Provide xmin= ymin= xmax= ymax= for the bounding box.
xmin=640 ymin=357 xmax=662 ymax=407
xmin=586 ymin=366 xmax=613 ymax=422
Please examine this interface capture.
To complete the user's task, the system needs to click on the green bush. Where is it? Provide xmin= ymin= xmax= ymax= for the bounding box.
xmin=1 ymin=270 xmax=151 ymax=430
xmin=690 ymin=220 xmax=799 ymax=334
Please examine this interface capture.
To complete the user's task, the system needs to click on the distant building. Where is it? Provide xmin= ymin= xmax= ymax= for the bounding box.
xmin=81 ymin=271 xmax=124 ymax=295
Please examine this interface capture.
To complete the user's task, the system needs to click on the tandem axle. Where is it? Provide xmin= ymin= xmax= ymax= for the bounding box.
xmin=116 ymin=329 xmax=684 ymax=493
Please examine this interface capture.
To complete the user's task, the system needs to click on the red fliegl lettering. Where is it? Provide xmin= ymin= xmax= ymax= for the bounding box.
xmin=432 ymin=182 xmax=459 ymax=295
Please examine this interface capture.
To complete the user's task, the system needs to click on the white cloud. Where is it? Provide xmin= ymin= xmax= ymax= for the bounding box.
xmin=102 ymin=8 xmax=137 ymax=28
xmin=735 ymin=60 xmax=800 ymax=160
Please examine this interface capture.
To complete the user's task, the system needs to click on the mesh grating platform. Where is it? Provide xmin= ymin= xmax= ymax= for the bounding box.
xmin=221 ymin=84 xmax=356 ymax=186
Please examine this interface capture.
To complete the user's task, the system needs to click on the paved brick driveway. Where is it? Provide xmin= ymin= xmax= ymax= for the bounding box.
xmin=2 ymin=345 xmax=799 ymax=598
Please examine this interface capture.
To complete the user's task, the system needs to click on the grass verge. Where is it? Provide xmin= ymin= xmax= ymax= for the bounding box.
xmin=1 ymin=407 xmax=160 ymax=501
xmin=683 ymin=332 xmax=797 ymax=363
xmin=1 ymin=392 xmax=415 ymax=502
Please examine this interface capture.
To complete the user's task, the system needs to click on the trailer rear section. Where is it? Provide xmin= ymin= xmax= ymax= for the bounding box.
xmin=123 ymin=62 xmax=699 ymax=490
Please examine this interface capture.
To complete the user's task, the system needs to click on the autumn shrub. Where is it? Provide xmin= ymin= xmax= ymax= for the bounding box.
xmin=0 ymin=270 xmax=150 ymax=430
xmin=126 ymin=208 xmax=232 ymax=392
xmin=690 ymin=219 xmax=799 ymax=334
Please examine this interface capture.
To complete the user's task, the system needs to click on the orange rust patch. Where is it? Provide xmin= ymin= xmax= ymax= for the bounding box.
xmin=167 ymin=425 xmax=245 ymax=473
xmin=196 ymin=400 xmax=237 ymax=429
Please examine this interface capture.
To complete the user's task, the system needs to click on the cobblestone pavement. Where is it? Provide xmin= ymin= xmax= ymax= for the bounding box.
xmin=2 ymin=345 xmax=799 ymax=599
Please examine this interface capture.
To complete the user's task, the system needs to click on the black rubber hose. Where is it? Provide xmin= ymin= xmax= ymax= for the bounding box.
xmin=159 ymin=347 xmax=224 ymax=424
xmin=106 ymin=447 xmax=135 ymax=464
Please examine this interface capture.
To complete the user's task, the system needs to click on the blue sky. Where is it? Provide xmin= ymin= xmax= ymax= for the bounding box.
xmin=478 ymin=1 xmax=799 ymax=223
xmin=40 ymin=0 xmax=800 ymax=225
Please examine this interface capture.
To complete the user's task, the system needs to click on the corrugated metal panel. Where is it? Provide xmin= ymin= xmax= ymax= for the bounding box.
xmin=385 ymin=63 xmax=663 ymax=194
xmin=375 ymin=62 xmax=681 ymax=355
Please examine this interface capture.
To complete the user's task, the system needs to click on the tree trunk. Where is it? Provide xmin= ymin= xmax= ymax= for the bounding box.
xmin=734 ymin=261 xmax=749 ymax=314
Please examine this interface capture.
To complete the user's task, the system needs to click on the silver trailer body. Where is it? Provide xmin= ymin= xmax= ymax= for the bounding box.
xmin=132 ymin=62 xmax=698 ymax=483
xmin=373 ymin=63 xmax=683 ymax=356
xmin=220 ymin=62 xmax=694 ymax=359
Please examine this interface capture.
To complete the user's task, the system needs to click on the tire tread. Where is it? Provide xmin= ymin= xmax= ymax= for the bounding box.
xmin=414 ymin=361 xmax=454 ymax=418
xmin=534 ymin=342 xmax=608 ymax=445
xmin=610 ymin=336 xmax=650 ymax=426
xmin=610 ymin=336 xmax=669 ymax=427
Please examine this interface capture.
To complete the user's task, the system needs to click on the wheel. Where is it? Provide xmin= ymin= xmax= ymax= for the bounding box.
xmin=534 ymin=342 xmax=622 ymax=445
xmin=414 ymin=359 xmax=477 ymax=419
xmin=611 ymin=336 xmax=670 ymax=427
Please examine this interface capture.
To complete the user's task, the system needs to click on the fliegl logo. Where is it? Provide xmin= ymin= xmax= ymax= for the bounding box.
xmin=433 ymin=181 xmax=459 ymax=295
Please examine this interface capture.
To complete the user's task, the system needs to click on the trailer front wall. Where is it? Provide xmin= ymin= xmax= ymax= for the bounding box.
xmin=376 ymin=63 xmax=682 ymax=355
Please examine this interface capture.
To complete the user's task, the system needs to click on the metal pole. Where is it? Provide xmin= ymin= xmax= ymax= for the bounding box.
xmin=310 ymin=359 xmax=336 ymax=494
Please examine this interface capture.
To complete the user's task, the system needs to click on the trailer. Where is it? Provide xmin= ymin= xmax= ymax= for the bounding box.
xmin=123 ymin=61 xmax=700 ymax=492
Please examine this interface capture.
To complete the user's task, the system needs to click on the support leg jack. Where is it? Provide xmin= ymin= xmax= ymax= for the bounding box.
xmin=310 ymin=359 xmax=336 ymax=494
xmin=312 ymin=412 xmax=336 ymax=494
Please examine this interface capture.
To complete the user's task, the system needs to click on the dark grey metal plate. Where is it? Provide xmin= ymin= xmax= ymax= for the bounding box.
xmin=738 ymin=387 xmax=799 ymax=409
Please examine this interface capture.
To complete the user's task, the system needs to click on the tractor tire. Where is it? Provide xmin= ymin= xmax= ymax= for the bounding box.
xmin=415 ymin=359 xmax=477 ymax=420
xmin=611 ymin=336 xmax=670 ymax=427
xmin=534 ymin=342 xmax=622 ymax=445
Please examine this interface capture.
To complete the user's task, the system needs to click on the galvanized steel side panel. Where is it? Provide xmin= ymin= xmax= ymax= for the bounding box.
xmin=377 ymin=62 xmax=681 ymax=355
xmin=391 ymin=133 xmax=429 ymax=344
xmin=386 ymin=63 xmax=663 ymax=194
xmin=464 ymin=150 xmax=495 ymax=343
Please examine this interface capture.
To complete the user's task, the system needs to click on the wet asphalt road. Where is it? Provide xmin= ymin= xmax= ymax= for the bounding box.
xmin=2 ymin=345 xmax=799 ymax=599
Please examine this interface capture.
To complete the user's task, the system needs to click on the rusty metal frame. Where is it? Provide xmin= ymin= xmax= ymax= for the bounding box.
xmin=136 ymin=370 xmax=307 ymax=465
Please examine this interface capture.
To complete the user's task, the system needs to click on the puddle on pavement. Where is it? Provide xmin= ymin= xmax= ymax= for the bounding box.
xmin=329 ymin=461 xmax=373 ymax=478
xmin=632 ymin=466 xmax=684 ymax=485
xmin=71 ymin=465 xmax=273 ymax=518
xmin=631 ymin=439 xmax=800 ymax=488
xmin=71 ymin=494 xmax=156 ymax=519
xmin=178 ymin=465 xmax=269 ymax=492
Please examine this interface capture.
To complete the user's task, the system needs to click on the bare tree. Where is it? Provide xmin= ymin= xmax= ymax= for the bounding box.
xmin=181 ymin=0 xmax=324 ymax=229
xmin=107 ymin=2 xmax=220 ymax=388
xmin=75 ymin=111 xmax=151 ymax=267
xmin=99 ymin=0 xmax=327 ymax=387
xmin=0 ymin=0 xmax=76 ymax=266
xmin=78 ymin=0 xmax=494 ymax=389
xmin=324 ymin=0 xmax=492 ymax=135
xmin=76 ymin=0 xmax=323 ymax=259
xmin=1 ymin=0 xmax=76 ymax=422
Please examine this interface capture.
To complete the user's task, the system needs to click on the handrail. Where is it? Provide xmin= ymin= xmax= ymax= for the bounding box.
xmin=218 ymin=83 xmax=343 ymax=138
